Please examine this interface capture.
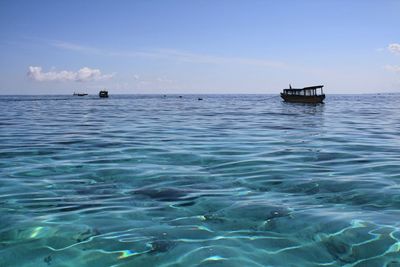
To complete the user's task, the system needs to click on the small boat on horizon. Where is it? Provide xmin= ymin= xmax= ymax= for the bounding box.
xmin=73 ymin=92 xmax=88 ymax=96
xmin=280 ymin=85 xmax=325 ymax=103
xmin=99 ymin=90 xmax=109 ymax=98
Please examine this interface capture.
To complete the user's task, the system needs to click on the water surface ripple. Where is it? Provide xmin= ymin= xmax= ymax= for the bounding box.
xmin=1 ymin=94 xmax=400 ymax=266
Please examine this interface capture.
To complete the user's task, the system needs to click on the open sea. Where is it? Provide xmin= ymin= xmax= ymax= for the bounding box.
xmin=1 ymin=94 xmax=400 ymax=267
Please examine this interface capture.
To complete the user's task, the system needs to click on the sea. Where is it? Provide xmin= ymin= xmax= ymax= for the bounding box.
xmin=1 ymin=94 xmax=400 ymax=267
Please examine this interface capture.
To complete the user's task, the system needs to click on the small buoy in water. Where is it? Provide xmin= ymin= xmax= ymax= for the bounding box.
xmin=198 ymin=98 xmax=203 ymax=101
xmin=179 ymin=96 xmax=183 ymax=98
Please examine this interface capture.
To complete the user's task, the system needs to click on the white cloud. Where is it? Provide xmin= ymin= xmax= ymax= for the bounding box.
xmin=385 ymin=65 xmax=400 ymax=73
xmin=152 ymin=49 xmax=286 ymax=68
xmin=51 ymin=40 xmax=286 ymax=69
xmin=156 ymin=76 xmax=173 ymax=83
xmin=27 ymin=66 xmax=114 ymax=82
xmin=131 ymin=74 xmax=174 ymax=85
xmin=51 ymin=41 xmax=106 ymax=55
xmin=388 ymin=43 xmax=400 ymax=55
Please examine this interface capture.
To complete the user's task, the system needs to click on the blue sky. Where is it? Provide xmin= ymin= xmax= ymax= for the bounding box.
xmin=0 ymin=0 xmax=399 ymax=94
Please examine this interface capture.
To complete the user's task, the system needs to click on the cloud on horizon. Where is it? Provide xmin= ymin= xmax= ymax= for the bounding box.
xmin=385 ymin=44 xmax=400 ymax=75
xmin=385 ymin=65 xmax=400 ymax=73
xmin=388 ymin=43 xmax=400 ymax=55
xmin=27 ymin=66 xmax=114 ymax=82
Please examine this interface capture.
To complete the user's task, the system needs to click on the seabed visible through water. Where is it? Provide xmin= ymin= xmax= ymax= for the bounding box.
xmin=1 ymin=94 xmax=400 ymax=266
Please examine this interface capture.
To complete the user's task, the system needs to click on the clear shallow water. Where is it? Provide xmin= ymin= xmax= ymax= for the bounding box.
xmin=1 ymin=94 xmax=400 ymax=267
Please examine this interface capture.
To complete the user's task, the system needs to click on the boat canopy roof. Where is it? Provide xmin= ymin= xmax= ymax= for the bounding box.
xmin=283 ymin=85 xmax=323 ymax=92
xmin=303 ymin=85 xmax=323 ymax=90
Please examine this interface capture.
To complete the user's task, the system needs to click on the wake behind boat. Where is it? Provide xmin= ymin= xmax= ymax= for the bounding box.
xmin=280 ymin=85 xmax=325 ymax=103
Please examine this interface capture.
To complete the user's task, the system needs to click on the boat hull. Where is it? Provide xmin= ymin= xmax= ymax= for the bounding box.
xmin=280 ymin=93 xmax=325 ymax=103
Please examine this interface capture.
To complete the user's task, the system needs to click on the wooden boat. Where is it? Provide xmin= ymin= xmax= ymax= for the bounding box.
xmin=281 ymin=85 xmax=325 ymax=103
xmin=99 ymin=90 xmax=109 ymax=98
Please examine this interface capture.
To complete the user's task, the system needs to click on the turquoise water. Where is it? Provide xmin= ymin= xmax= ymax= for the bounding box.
xmin=1 ymin=94 xmax=400 ymax=267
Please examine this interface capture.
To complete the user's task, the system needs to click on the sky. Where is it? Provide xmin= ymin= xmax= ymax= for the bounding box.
xmin=0 ymin=0 xmax=399 ymax=94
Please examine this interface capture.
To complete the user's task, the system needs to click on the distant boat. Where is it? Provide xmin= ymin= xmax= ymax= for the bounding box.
xmin=73 ymin=92 xmax=88 ymax=96
xmin=280 ymin=85 xmax=325 ymax=103
xmin=99 ymin=90 xmax=109 ymax=98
